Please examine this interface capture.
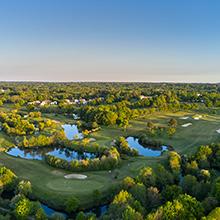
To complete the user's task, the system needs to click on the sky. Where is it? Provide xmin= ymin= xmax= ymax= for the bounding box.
xmin=0 ymin=0 xmax=220 ymax=82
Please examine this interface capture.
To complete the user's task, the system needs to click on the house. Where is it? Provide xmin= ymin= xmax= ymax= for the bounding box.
xmin=80 ymin=99 xmax=87 ymax=105
xmin=73 ymin=99 xmax=79 ymax=104
xmin=28 ymin=100 xmax=41 ymax=105
xmin=40 ymin=100 xmax=51 ymax=106
xmin=64 ymin=99 xmax=73 ymax=105
xmin=140 ymin=95 xmax=152 ymax=100
xmin=50 ymin=101 xmax=58 ymax=105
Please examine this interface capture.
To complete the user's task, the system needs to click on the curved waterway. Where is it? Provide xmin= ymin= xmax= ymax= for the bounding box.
xmin=7 ymin=146 xmax=96 ymax=161
xmin=126 ymin=136 xmax=168 ymax=157
xmin=41 ymin=203 xmax=108 ymax=219
xmin=62 ymin=124 xmax=83 ymax=140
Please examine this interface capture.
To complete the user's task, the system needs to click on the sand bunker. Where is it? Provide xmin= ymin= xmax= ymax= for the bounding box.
xmin=64 ymin=174 xmax=87 ymax=180
xmin=180 ymin=116 xmax=189 ymax=120
xmin=89 ymin=138 xmax=96 ymax=142
xmin=182 ymin=123 xmax=192 ymax=128
xmin=193 ymin=115 xmax=202 ymax=120
xmin=216 ymin=129 xmax=220 ymax=134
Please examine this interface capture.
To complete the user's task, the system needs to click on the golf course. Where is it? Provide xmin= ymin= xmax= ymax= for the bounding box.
xmin=1 ymin=109 xmax=220 ymax=212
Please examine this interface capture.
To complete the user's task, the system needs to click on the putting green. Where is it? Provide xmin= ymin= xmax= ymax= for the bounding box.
xmin=46 ymin=178 xmax=104 ymax=192
xmin=1 ymin=110 xmax=220 ymax=210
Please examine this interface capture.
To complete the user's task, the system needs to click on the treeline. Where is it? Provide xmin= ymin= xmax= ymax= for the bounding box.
xmin=0 ymin=166 xmax=67 ymax=219
xmin=76 ymin=144 xmax=220 ymax=219
xmin=0 ymin=110 xmax=57 ymax=136
xmin=0 ymin=82 xmax=219 ymax=112
xmin=115 ymin=137 xmax=138 ymax=156
xmin=45 ymin=147 xmax=120 ymax=172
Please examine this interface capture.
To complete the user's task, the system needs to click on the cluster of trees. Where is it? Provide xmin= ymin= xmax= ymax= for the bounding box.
xmin=64 ymin=139 xmax=107 ymax=155
xmin=0 ymin=165 xmax=67 ymax=220
xmin=138 ymin=135 xmax=163 ymax=149
xmin=144 ymin=118 xmax=178 ymax=139
xmin=0 ymin=82 xmax=219 ymax=112
xmin=18 ymin=130 xmax=66 ymax=148
xmin=0 ymin=110 xmax=57 ymax=136
xmin=45 ymin=147 xmax=120 ymax=172
xmin=0 ymin=82 xmax=219 ymax=130
xmin=78 ymin=101 xmax=133 ymax=127
xmin=115 ymin=137 xmax=138 ymax=156
xmin=74 ymin=145 xmax=220 ymax=219
xmin=0 ymin=166 xmax=17 ymax=192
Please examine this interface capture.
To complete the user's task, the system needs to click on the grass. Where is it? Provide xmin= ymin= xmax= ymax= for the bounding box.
xmin=0 ymin=132 xmax=14 ymax=149
xmin=0 ymin=153 xmax=159 ymax=210
xmin=89 ymin=111 xmax=220 ymax=155
xmin=0 ymin=109 xmax=220 ymax=211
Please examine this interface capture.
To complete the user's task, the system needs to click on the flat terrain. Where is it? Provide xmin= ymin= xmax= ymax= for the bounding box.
xmin=1 ymin=110 xmax=220 ymax=210
xmin=90 ymin=111 xmax=220 ymax=155
xmin=0 ymin=153 xmax=159 ymax=210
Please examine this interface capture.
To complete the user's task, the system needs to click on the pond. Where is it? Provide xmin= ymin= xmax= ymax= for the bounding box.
xmin=7 ymin=147 xmax=96 ymax=162
xmin=41 ymin=204 xmax=67 ymax=218
xmin=126 ymin=136 xmax=168 ymax=157
xmin=62 ymin=124 xmax=83 ymax=140
xmin=41 ymin=203 xmax=108 ymax=219
xmin=85 ymin=204 xmax=108 ymax=217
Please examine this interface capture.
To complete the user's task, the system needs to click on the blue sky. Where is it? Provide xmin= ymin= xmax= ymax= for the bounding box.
xmin=0 ymin=0 xmax=220 ymax=82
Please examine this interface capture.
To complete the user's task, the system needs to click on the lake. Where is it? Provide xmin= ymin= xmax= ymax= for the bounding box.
xmin=126 ymin=136 xmax=167 ymax=157
xmin=41 ymin=203 xmax=108 ymax=219
xmin=7 ymin=146 xmax=96 ymax=161
xmin=62 ymin=124 xmax=83 ymax=140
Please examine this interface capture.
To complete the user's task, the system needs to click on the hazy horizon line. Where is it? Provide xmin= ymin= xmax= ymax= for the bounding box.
xmin=0 ymin=80 xmax=219 ymax=84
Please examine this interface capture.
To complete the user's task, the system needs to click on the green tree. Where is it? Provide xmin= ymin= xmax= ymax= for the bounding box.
xmin=15 ymin=197 xmax=32 ymax=220
xmin=17 ymin=180 xmax=32 ymax=196
xmin=65 ymin=196 xmax=79 ymax=213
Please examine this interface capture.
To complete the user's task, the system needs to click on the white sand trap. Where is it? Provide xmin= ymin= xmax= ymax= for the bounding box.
xmin=182 ymin=123 xmax=192 ymax=128
xmin=216 ymin=129 xmax=220 ymax=134
xmin=193 ymin=115 xmax=202 ymax=120
xmin=89 ymin=138 xmax=96 ymax=142
xmin=64 ymin=174 xmax=87 ymax=180
xmin=180 ymin=116 xmax=189 ymax=120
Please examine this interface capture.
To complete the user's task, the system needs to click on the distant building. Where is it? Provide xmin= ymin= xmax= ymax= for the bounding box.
xmin=50 ymin=101 xmax=58 ymax=105
xmin=28 ymin=100 xmax=41 ymax=105
xmin=40 ymin=100 xmax=51 ymax=106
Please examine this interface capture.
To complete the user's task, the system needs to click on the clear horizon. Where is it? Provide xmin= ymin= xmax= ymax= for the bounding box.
xmin=0 ymin=0 xmax=220 ymax=83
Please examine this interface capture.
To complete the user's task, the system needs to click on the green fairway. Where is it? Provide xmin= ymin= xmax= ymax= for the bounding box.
xmin=1 ymin=110 xmax=220 ymax=211
xmin=90 ymin=111 xmax=220 ymax=155
xmin=0 ymin=152 xmax=159 ymax=210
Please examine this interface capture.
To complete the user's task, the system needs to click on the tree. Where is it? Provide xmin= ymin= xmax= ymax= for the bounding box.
xmin=15 ymin=197 xmax=32 ymax=220
xmin=65 ymin=196 xmax=79 ymax=213
xmin=122 ymin=177 xmax=135 ymax=190
xmin=130 ymin=183 xmax=146 ymax=207
xmin=146 ymin=194 xmax=204 ymax=220
xmin=202 ymin=197 xmax=218 ymax=214
xmin=167 ymin=127 xmax=176 ymax=138
xmin=168 ymin=151 xmax=181 ymax=174
xmin=146 ymin=187 xmax=161 ymax=210
xmin=168 ymin=118 xmax=178 ymax=127
xmin=35 ymin=208 xmax=47 ymax=220
xmin=182 ymin=175 xmax=198 ymax=196
xmin=138 ymin=167 xmax=156 ymax=187
xmin=122 ymin=205 xmax=143 ymax=220
xmin=17 ymin=180 xmax=32 ymax=196
xmin=212 ymin=177 xmax=220 ymax=202
xmin=161 ymin=185 xmax=183 ymax=202
xmin=205 ymin=207 xmax=220 ymax=219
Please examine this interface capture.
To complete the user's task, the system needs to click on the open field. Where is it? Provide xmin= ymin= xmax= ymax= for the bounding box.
xmin=0 ymin=152 xmax=160 ymax=210
xmin=90 ymin=111 xmax=220 ymax=155
xmin=0 ymin=110 xmax=220 ymax=210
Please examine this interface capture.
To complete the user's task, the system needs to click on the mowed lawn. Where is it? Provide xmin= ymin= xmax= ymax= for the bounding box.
xmin=90 ymin=111 xmax=220 ymax=155
xmin=0 ymin=110 xmax=220 ymax=210
xmin=0 ymin=152 xmax=159 ymax=210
